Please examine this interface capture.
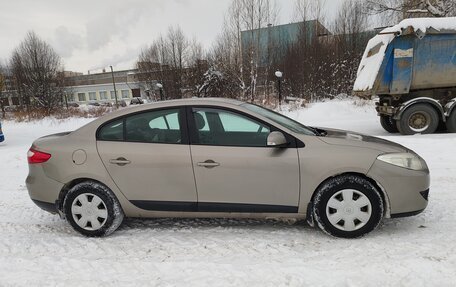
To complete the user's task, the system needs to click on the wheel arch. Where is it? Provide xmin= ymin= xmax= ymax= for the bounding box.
xmin=306 ymin=172 xmax=391 ymax=226
xmin=57 ymin=178 xmax=114 ymax=212
xmin=444 ymin=98 xmax=456 ymax=117
xmin=394 ymin=97 xmax=445 ymax=122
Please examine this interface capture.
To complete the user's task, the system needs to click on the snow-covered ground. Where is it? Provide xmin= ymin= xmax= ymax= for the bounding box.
xmin=1 ymin=99 xmax=455 ymax=286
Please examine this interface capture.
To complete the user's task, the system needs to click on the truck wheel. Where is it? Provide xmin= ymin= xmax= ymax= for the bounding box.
xmin=397 ymin=104 xmax=439 ymax=135
xmin=447 ymin=110 xmax=456 ymax=133
xmin=380 ymin=115 xmax=398 ymax=133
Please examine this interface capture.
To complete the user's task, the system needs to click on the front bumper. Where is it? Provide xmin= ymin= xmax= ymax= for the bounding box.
xmin=367 ymin=160 xmax=430 ymax=217
xmin=26 ymin=164 xmax=64 ymax=214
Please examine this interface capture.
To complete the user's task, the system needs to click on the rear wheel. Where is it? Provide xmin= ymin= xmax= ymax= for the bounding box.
xmin=380 ymin=115 xmax=398 ymax=133
xmin=447 ymin=110 xmax=456 ymax=133
xmin=312 ymin=175 xmax=384 ymax=238
xmin=397 ymin=104 xmax=439 ymax=135
xmin=63 ymin=181 xmax=124 ymax=237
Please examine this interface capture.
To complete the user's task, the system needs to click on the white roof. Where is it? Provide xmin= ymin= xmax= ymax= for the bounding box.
xmin=382 ymin=17 xmax=456 ymax=35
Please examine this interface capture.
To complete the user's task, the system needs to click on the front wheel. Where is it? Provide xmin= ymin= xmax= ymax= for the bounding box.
xmin=63 ymin=181 xmax=124 ymax=237
xmin=397 ymin=104 xmax=439 ymax=135
xmin=380 ymin=115 xmax=398 ymax=133
xmin=312 ymin=175 xmax=384 ymax=238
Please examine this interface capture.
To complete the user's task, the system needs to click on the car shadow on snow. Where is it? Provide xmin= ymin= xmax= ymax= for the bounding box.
xmin=119 ymin=217 xmax=314 ymax=233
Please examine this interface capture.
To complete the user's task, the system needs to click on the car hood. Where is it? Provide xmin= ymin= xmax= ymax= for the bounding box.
xmin=314 ymin=128 xmax=408 ymax=153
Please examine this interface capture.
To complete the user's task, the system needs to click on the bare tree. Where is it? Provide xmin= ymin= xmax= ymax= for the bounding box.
xmin=188 ymin=38 xmax=204 ymax=66
xmin=366 ymin=0 xmax=456 ymax=22
xmin=241 ymin=0 xmax=277 ymax=102
xmin=137 ymin=26 xmax=206 ymax=100
xmin=209 ymin=0 xmax=280 ymax=101
xmin=167 ymin=26 xmax=189 ymax=70
xmin=0 ymin=63 xmax=6 ymax=118
xmin=331 ymin=0 xmax=371 ymax=94
xmin=10 ymin=31 xmax=66 ymax=115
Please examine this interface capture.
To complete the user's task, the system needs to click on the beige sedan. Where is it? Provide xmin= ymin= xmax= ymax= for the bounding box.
xmin=26 ymin=98 xmax=430 ymax=238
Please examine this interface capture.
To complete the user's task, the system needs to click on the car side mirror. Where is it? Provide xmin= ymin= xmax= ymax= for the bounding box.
xmin=267 ymin=131 xmax=288 ymax=147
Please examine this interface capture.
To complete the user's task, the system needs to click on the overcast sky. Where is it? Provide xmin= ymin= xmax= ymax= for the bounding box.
xmin=0 ymin=0 xmax=341 ymax=74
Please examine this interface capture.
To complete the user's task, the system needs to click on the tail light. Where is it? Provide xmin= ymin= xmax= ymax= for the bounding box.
xmin=28 ymin=148 xmax=52 ymax=164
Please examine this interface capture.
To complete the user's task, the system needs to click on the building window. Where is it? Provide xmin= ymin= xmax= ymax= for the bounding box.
xmin=121 ymin=90 xmax=130 ymax=99
xmin=110 ymin=91 xmax=117 ymax=100
xmin=99 ymin=91 xmax=108 ymax=100
xmin=78 ymin=93 xmax=86 ymax=102
xmin=66 ymin=95 xmax=75 ymax=102
xmin=89 ymin=92 xmax=97 ymax=101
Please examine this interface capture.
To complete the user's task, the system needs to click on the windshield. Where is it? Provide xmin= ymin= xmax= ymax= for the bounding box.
xmin=241 ymin=103 xmax=317 ymax=136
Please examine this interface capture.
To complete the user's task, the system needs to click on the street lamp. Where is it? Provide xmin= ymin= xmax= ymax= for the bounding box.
xmin=110 ymin=66 xmax=119 ymax=108
xmin=275 ymin=70 xmax=283 ymax=107
xmin=156 ymin=83 xmax=164 ymax=101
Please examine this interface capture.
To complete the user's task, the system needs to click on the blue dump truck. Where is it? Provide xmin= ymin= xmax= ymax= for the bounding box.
xmin=354 ymin=17 xmax=456 ymax=135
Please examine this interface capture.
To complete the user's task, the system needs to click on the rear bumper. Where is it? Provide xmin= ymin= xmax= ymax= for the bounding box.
xmin=391 ymin=208 xmax=425 ymax=218
xmin=367 ymin=160 xmax=430 ymax=216
xmin=32 ymin=199 xmax=58 ymax=214
xmin=26 ymin=164 xmax=64 ymax=213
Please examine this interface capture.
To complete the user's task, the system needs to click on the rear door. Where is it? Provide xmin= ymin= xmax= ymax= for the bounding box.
xmin=96 ymin=107 xmax=198 ymax=211
xmin=188 ymin=106 xmax=300 ymax=212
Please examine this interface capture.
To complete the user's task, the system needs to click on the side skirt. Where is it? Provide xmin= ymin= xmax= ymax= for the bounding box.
xmin=130 ymin=200 xmax=298 ymax=213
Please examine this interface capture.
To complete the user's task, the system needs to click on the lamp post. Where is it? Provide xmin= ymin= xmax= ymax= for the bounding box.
xmin=275 ymin=70 xmax=283 ymax=107
xmin=110 ymin=66 xmax=119 ymax=108
xmin=156 ymin=83 xmax=164 ymax=101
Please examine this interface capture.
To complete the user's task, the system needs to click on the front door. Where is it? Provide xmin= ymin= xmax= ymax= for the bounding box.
xmin=96 ymin=107 xmax=198 ymax=211
xmin=189 ymin=107 xmax=300 ymax=213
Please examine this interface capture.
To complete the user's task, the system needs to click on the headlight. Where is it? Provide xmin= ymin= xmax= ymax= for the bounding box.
xmin=377 ymin=153 xmax=426 ymax=170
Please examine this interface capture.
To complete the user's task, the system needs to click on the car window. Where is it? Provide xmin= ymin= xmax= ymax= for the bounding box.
xmin=194 ymin=111 xmax=210 ymax=131
xmin=219 ymin=112 xmax=269 ymax=133
xmin=126 ymin=109 xmax=182 ymax=144
xmin=193 ymin=108 xmax=270 ymax=147
xmin=98 ymin=119 xmax=124 ymax=141
xmin=241 ymin=103 xmax=316 ymax=136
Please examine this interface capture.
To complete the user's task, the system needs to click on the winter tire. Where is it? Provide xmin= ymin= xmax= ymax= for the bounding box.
xmin=380 ymin=115 xmax=398 ymax=133
xmin=446 ymin=110 xmax=456 ymax=133
xmin=397 ymin=104 xmax=439 ymax=135
xmin=312 ymin=175 xmax=384 ymax=239
xmin=63 ymin=181 xmax=124 ymax=237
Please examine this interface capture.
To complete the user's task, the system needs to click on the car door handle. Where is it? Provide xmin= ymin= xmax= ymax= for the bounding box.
xmin=109 ymin=157 xmax=131 ymax=166
xmin=197 ymin=160 xmax=220 ymax=168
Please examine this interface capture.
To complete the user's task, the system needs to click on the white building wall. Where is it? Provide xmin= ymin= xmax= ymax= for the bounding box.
xmin=68 ymin=82 xmax=146 ymax=103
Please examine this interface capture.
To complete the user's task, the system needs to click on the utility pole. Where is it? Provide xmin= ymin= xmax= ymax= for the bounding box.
xmin=110 ymin=66 xmax=118 ymax=108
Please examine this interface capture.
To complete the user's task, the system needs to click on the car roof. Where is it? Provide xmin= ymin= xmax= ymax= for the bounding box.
xmin=147 ymin=97 xmax=244 ymax=106
xmin=73 ymin=97 xmax=248 ymax=135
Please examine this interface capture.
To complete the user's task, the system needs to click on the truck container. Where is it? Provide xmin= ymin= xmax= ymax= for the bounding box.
xmin=354 ymin=17 xmax=456 ymax=135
